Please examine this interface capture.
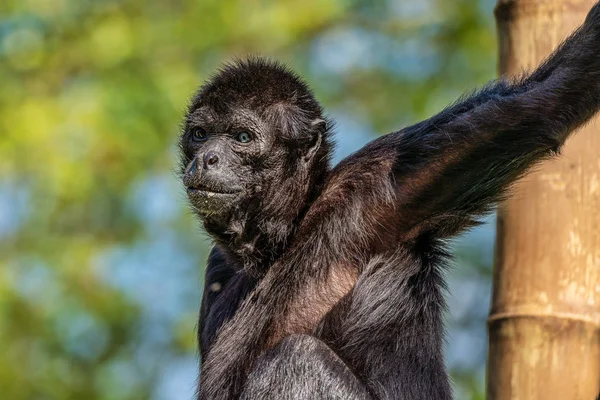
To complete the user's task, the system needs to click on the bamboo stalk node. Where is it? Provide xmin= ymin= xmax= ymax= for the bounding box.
xmin=488 ymin=310 xmax=600 ymax=327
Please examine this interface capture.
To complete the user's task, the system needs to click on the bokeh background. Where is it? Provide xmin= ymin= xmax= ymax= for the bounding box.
xmin=0 ymin=0 xmax=498 ymax=399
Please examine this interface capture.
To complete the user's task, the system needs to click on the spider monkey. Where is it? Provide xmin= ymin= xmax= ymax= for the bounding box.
xmin=180 ymin=2 xmax=600 ymax=399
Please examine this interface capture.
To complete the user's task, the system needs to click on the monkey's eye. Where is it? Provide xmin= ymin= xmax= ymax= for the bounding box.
xmin=235 ymin=131 xmax=252 ymax=143
xmin=191 ymin=128 xmax=207 ymax=142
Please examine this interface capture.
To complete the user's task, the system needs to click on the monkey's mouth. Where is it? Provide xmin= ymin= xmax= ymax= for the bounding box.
xmin=186 ymin=186 xmax=242 ymax=216
xmin=186 ymin=184 xmax=241 ymax=195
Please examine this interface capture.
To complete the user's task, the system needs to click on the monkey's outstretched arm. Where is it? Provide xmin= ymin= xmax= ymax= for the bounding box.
xmin=383 ymin=2 xmax=600 ymax=238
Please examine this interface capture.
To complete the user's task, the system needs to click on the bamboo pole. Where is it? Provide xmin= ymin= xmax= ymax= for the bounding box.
xmin=488 ymin=1 xmax=600 ymax=399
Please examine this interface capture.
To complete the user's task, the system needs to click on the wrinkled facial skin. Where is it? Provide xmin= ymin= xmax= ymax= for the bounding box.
xmin=179 ymin=59 xmax=332 ymax=269
xmin=181 ymin=105 xmax=282 ymax=220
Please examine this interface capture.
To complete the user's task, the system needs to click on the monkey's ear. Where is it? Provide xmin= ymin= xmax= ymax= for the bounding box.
xmin=303 ymin=118 xmax=325 ymax=162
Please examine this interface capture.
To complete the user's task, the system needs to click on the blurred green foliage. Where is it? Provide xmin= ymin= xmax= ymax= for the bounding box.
xmin=0 ymin=0 xmax=496 ymax=399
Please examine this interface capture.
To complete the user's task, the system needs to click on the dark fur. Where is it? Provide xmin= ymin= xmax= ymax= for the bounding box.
xmin=181 ymin=3 xmax=600 ymax=399
xmin=181 ymin=59 xmax=332 ymax=277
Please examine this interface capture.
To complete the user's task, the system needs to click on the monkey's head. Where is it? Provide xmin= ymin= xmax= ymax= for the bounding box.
xmin=180 ymin=58 xmax=332 ymax=265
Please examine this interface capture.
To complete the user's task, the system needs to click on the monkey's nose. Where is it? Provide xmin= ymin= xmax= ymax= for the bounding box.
xmin=203 ymin=151 xmax=219 ymax=169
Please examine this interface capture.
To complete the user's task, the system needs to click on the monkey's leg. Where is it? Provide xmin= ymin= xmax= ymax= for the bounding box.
xmin=240 ymin=334 xmax=371 ymax=400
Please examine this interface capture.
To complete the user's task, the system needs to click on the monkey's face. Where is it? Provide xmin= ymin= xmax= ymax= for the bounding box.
xmin=180 ymin=103 xmax=306 ymax=222
xmin=180 ymin=59 xmax=330 ymax=243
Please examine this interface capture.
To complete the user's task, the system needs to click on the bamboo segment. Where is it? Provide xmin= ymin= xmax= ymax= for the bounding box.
xmin=488 ymin=1 xmax=600 ymax=399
